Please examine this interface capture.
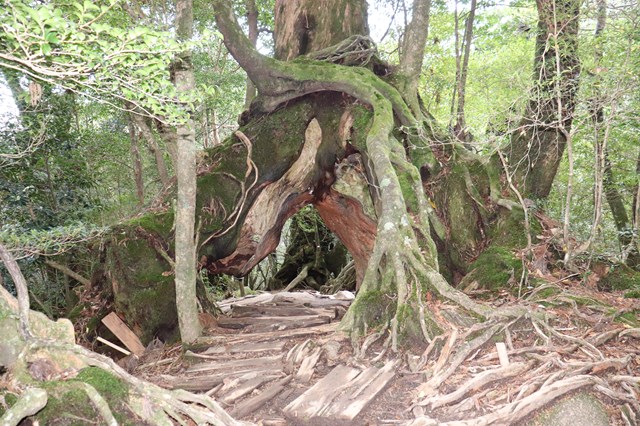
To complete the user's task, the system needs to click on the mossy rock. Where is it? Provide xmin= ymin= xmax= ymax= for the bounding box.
xmin=597 ymin=263 xmax=640 ymax=292
xmin=490 ymin=207 xmax=542 ymax=249
xmin=527 ymin=392 xmax=609 ymax=426
xmin=105 ymin=226 xmax=177 ymax=344
xmin=459 ymin=246 xmax=522 ymax=294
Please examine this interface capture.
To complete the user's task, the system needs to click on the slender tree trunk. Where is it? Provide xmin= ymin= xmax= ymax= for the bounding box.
xmin=129 ymin=110 xmax=171 ymax=187
xmin=244 ymin=0 xmax=259 ymax=108
xmin=174 ymin=0 xmax=201 ymax=343
xmin=453 ymin=0 xmax=476 ymax=142
xmin=591 ymin=0 xmax=639 ymax=267
xmin=128 ymin=116 xmax=145 ymax=205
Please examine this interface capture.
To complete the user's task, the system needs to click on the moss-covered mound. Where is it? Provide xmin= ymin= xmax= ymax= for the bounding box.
xmin=459 ymin=246 xmax=523 ymax=294
xmin=597 ymin=263 xmax=640 ymax=299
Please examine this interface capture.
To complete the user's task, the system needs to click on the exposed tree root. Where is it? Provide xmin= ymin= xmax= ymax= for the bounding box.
xmin=407 ymin=308 xmax=640 ymax=425
xmin=1 ymin=242 xmax=243 ymax=426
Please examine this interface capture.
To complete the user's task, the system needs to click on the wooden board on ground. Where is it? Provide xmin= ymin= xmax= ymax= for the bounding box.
xmin=216 ymin=314 xmax=333 ymax=331
xmin=284 ymin=361 xmax=398 ymax=421
xmin=230 ymin=305 xmax=333 ymax=318
xmin=101 ymin=312 xmax=145 ymax=356
xmin=230 ymin=375 xmax=293 ymax=419
xmin=194 ymin=322 xmax=340 ymax=347
xmin=186 ymin=354 xmax=282 ymax=374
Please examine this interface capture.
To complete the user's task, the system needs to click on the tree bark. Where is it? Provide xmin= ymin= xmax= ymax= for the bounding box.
xmin=128 ymin=108 xmax=172 ymax=187
xmin=212 ymin=0 xmax=491 ymax=348
xmin=453 ymin=0 xmax=476 ymax=142
xmin=128 ymin=115 xmax=145 ymax=205
xmin=244 ymin=0 xmax=259 ymax=108
xmin=506 ymin=0 xmax=581 ymax=199
xmin=174 ymin=0 xmax=201 ymax=343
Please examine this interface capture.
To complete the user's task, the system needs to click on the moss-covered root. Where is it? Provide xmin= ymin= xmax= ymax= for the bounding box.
xmin=0 ymin=387 xmax=47 ymax=426
xmin=340 ymin=88 xmax=491 ymax=350
xmin=25 ymin=340 xmax=244 ymax=426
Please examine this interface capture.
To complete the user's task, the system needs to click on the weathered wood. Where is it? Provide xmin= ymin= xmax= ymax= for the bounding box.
xmin=496 ymin=342 xmax=510 ymax=367
xmin=219 ymin=375 xmax=280 ymax=404
xmin=191 ymin=341 xmax=285 ymax=357
xmin=96 ymin=336 xmax=131 ymax=356
xmin=230 ymin=304 xmax=332 ymax=318
xmin=186 ymin=355 xmax=282 ymax=374
xmin=283 ymin=364 xmax=361 ymax=418
xmin=230 ymin=375 xmax=293 ymax=419
xmin=284 ymin=361 xmax=398 ymax=421
xmin=194 ymin=322 xmax=339 ymax=347
xmin=324 ymin=360 xmax=398 ymax=420
xmin=101 ymin=312 xmax=145 ymax=356
xmin=216 ymin=314 xmax=332 ymax=330
xmin=296 ymin=347 xmax=322 ymax=383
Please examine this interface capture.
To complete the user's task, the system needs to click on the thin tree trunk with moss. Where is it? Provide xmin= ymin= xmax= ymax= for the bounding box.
xmin=592 ymin=0 xmax=640 ymax=267
xmin=174 ymin=0 xmax=201 ymax=343
xmin=453 ymin=0 xmax=476 ymax=142
xmin=128 ymin=116 xmax=145 ymax=205
xmin=129 ymin=109 xmax=171 ymax=187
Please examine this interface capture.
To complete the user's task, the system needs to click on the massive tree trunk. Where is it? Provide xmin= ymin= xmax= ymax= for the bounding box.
xmin=205 ymin=0 xmax=495 ymax=349
xmin=51 ymin=0 xmax=577 ymax=346
xmin=505 ymin=0 xmax=581 ymax=199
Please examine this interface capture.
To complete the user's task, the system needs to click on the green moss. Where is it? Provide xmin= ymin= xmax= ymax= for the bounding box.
xmin=36 ymin=381 xmax=98 ymax=425
xmin=624 ymin=289 xmax=640 ymax=298
xmin=598 ymin=264 xmax=640 ymax=291
xmin=1 ymin=391 xmax=18 ymax=417
xmin=348 ymin=290 xmax=393 ymax=328
xmin=127 ymin=211 xmax=174 ymax=239
xmin=76 ymin=367 xmax=128 ymax=400
xmin=614 ymin=310 xmax=640 ymax=327
xmin=490 ymin=207 xmax=542 ymax=249
xmin=460 ymin=246 xmax=522 ymax=293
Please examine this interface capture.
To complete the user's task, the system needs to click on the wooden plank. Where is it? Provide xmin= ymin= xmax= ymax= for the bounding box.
xmin=496 ymin=342 xmax=510 ymax=367
xmin=186 ymin=355 xmax=282 ymax=374
xmin=216 ymin=314 xmax=333 ymax=330
xmin=283 ymin=364 xmax=361 ymax=418
xmin=101 ymin=312 xmax=145 ymax=356
xmin=194 ymin=322 xmax=338 ymax=347
xmin=296 ymin=347 xmax=322 ymax=383
xmin=324 ymin=360 xmax=398 ymax=420
xmin=219 ymin=375 xmax=279 ymax=404
xmin=192 ymin=341 xmax=285 ymax=357
xmin=230 ymin=375 xmax=292 ymax=419
xmin=230 ymin=305 xmax=333 ymax=318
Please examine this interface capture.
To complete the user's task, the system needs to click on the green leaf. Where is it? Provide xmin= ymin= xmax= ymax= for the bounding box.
xmin=45 ymin=31 xmax=59 ymax=44
xmin=41 ymin=43 xmax=52 ymax=55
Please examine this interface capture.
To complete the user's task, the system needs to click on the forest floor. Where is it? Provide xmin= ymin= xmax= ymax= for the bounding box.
xmin=125 ymin=285 xmax=640 ymax=425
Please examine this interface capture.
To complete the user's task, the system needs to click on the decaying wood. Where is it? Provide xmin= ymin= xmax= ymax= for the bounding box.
xmin=296 ymin=347 xmax=322 ymax=382
xmin=216 ymin=314 xmax=332 ymax=332
xmin=44 ymin=259 xmax=92 ymax=289
xmin=229 ymin=375 xmax=293 ymax=419
xmin=186 ymin=354 xmax=282 ymax=375
xmin=284 ymin=361 xmax=398 ymax=421
xmin=101 ymin=312 xmax=145 ymax=356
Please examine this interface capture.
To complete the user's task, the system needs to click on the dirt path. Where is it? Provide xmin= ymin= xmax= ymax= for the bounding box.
xmin=133 ymin=289 xmax=640 ymax=425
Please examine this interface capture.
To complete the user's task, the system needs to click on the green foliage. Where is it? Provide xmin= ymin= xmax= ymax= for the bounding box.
xmin=0 ymin=0 xmax=218 ymax=123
